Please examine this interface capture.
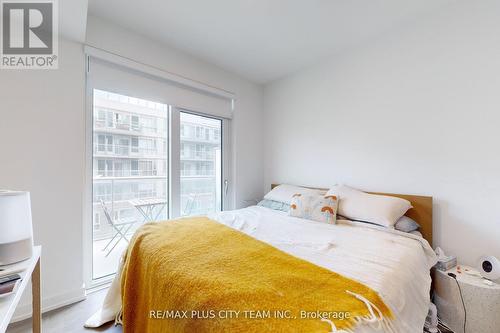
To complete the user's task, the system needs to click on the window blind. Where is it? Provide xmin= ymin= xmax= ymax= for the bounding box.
xmin=86 ymin=49 xmax=234 ymax=119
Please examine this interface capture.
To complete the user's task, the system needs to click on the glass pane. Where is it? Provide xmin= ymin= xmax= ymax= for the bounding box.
xmin=92 ymin=89 xmax=169 ymax=280
xmin=180 ymin=112 xmax=222 ymax=216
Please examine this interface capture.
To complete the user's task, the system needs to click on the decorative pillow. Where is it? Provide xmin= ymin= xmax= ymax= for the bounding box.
xmin=289 ymin=194 xmax=338 ymax=224
xmin=264 ymin=184 xmax=326 ymax=205
xmin=394 ymin=216 xmax=420 ymax=233
xmin=326 ymin=185 xmax=412 ymax=228
xmin=257 ymin=199 xmax=290 ymax=212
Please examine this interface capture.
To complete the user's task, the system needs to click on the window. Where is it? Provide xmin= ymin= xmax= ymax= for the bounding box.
xmin=106 ymin=111 xmax=113 ymax=128
xmin=97 ymin=159 xmax=105 ymax=176
xmin=131 ymin=160 xmax=139 ymax=176
xmin=87 ymin=55 xmax=232 ymax=286
xmin=195 ymin=144 xmax=202 ymax=158
xmin=139 ymin=160 xmax=153 ymax=176
xmin=131 ymin=116 xmax=139 ymax=131
xmin=139 ymin=138 xmax=154 ymax=154
xmin=97 ymin=135 xmax=105 ymax=152
xmin=131 ymin=137 xmax=139 ymax=153
xmin=113 ymin=160 xmax=124 ymax=177
xmin=141 ymin=117 xmax=156 ymax=134
xmin=115 ymin=113 xmax=130 ymax=130
xmin=106 ymin=160 xmax=113 ymax=176
xmin=96 ymin=109 xmax=107 ymax=128
xmin=106 ymin=136 xmax=113 ymax=152
xmin=116 ymin=138 xmax=129 ymax=156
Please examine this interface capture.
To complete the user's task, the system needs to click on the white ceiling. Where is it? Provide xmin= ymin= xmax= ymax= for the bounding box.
xmin=88 ymin=0 xmax=455 ymax=84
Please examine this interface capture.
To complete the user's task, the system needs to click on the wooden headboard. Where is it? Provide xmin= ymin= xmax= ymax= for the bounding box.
xmin=271 ymin=184 xmax=433 ymax=245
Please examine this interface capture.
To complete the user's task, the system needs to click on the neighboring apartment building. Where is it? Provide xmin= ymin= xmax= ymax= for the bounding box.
xmin=92 ymin=90 xmax=221 ymax=241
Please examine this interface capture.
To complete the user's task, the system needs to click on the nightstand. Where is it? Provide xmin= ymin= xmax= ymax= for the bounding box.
xmin=434 ymin=265 xmax=500 ymax=333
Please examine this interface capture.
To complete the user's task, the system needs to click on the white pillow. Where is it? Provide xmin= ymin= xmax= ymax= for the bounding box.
xmin=326 ymin=185 xmax=412 ymax=228
xmin=264 ymin=184 xmax=326 ymax=205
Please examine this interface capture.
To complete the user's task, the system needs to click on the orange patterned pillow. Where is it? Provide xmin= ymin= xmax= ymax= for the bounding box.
xmin=289 ymin=194 xmax=338 ymax=224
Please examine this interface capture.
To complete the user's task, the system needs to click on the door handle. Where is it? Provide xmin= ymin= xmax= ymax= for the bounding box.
xmin=224 ymin=179 xmax=229 ymax=197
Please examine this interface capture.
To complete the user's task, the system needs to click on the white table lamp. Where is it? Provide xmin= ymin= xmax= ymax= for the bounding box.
xmin=0 ymin=191 xmax=34 ymax=266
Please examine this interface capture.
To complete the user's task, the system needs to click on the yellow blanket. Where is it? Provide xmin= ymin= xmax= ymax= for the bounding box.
xmin=120 ymin=217 xmax=393 ymax=333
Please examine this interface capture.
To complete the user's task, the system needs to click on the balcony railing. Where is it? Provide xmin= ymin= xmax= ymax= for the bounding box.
xmin=180 ymin=134 xmax=220 ymax=144
xmin=180 ymin=152 xmax=215 ymax=161
xmin=94 ymin=119 xmax=164 ymax=135
xmin=92 ymin=177 xmax=167 ymax=221
xmin=94 ymin=169 xmax=165 ymax=177
xmin=94 ymin=144 xmax=166 ymax=157
xmin=180 ymin=170 xmax=216 ymax=177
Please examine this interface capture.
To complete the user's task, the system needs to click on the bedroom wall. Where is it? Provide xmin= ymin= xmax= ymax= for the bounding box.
xmin=0 ymin=17 xmax=264 ymax=320
xmin=263 ymin=0 xmax=500 ymax=266
xmin=0 ymin=39 xmax=87 ymax=318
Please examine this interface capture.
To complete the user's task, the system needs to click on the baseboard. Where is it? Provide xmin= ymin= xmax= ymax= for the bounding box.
xmin=10 ymin=287 xmax=87 ymax=323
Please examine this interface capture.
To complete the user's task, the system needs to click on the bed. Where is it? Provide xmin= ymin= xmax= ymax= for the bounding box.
xmin=86 ymin=185 xmax=437 ymax=333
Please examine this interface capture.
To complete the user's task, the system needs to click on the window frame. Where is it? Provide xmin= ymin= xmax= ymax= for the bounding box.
xmin=170 ymin=107 xmax=232 ymax=218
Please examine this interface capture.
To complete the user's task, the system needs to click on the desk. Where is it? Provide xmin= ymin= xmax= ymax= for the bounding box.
xmin=0 ymin=246 xmax=41 ymax=333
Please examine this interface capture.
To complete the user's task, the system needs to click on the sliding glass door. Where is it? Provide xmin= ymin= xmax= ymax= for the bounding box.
xmin=86 ymin=56 xmax=233 ymax=285
xmin=90 ymin=94 xmax=227 ymax=281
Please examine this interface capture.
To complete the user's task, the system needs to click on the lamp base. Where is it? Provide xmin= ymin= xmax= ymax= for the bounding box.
xmin=0 ymin=238 xmax=33 ymax=266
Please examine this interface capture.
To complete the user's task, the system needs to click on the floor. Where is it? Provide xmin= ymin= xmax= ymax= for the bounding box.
xmin=6 ymin=288 xmax=122 ymax=333
xmin=6 ymin=287 xmax=453 ymax=333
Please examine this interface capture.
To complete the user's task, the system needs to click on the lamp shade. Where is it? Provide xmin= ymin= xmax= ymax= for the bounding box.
xmin=0 ymin=191 xmax=33 ymax=265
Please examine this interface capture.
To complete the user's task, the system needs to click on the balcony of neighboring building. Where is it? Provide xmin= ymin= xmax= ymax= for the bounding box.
xmin=94 ymin=120 xmax=168 ymax=139
xmin=180 ymin=133 xmax=221 ymax=145
xmin=93 ymin=170 xmax=167 ymax=179
xmin=93 ymin=105 xmax=168 ymax=136
xmin=180 ymin=151 xmax=217 ymax=162
xmin=93 ymin=143 xmax=167 ymax=159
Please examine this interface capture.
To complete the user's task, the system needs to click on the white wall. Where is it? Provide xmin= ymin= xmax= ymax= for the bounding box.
xmin=0 ymin=39 xmax=87 ymax=317
xmin=0 ymin=17 xmax=264 ymax=319
xmin=263 ymin=0 xmax=500 ymax=266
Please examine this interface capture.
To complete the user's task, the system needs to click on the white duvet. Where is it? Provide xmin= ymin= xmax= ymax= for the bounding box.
xmin=86 ymin=206 xmax=437 ymax=333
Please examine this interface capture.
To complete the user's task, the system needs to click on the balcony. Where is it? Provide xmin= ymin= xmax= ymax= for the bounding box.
xmin=94 ymin=144 xmax=166 ymax=158
xmin=180 ymin=151 xmax=215 ymax=161
xmin=91 ymin=189 xmax=216 ymax=279
xmin=92 ymin=193 xmax=168 ymax=279
xmin=94 ymin=170 xmax=166 ymax=178
xmin=180 ymin=171 xmax=216 ymax=177
xmin=180 ymin=133 xmax=220 ymax=144
xmin=94 ymin=119 xmax=164 ymax=137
